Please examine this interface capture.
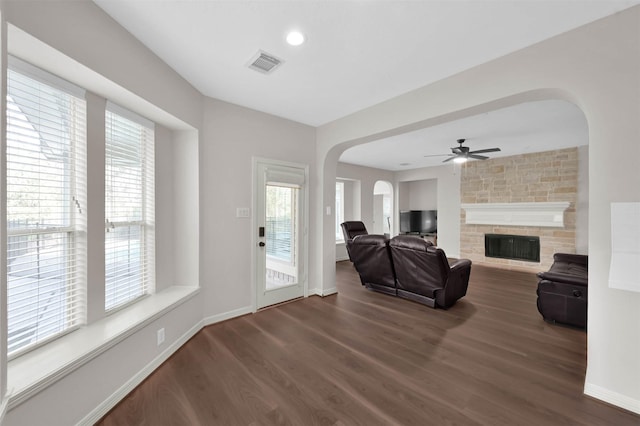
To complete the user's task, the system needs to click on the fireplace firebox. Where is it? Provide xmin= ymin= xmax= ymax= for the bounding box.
xmin=485 ymin=234 xmax=540 ymax=262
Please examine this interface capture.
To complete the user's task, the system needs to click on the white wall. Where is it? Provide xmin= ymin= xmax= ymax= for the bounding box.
xmin=340 ymin=179 xmax=357 ymax=222
xmin=400 ymin=178 xmax=438 ymax=210
xmin=335 ymin=163 xmax=393 ymax=261
xmin=335 ymin=178 xmax=357 ymax=261
xmin=396 ymin=166 xmax=461 ymax=257
xmin=317 ymin=7 xmax=640 ymax=413
xmin=200 ymin=98 xmax=316 ymax=316
xmin=576 ymin=145 xmax=589 ymax=254
xmin=336 ymin=162 xmax=394 ymax=232
xmin=155 ymin=125 xmax=176 ymax=291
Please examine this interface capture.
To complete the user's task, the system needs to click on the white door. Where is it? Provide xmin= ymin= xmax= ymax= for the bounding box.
xmin=255 ymin=160 xmax=307 ymax=309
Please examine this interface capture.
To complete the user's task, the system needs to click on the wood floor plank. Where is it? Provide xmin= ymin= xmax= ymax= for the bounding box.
xmin=97 ymin=262 xmax=640 ymax=425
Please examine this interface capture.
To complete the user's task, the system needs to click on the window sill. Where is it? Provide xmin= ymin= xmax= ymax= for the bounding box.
xmin=7 ymin=285 xmax=200 ymax=409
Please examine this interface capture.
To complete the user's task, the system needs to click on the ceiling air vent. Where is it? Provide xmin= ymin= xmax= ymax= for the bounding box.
xmin=247 ymin=50 xmax=283 ymax=74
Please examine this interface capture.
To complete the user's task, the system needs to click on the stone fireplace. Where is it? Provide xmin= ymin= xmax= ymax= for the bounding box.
xmin=460 ymin=148 xmax=579 ymax=272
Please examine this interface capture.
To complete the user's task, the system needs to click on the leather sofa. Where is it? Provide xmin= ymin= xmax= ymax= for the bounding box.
xmin=348 ymin=234 xmax=396 ymax=296
xmin=536 ymin=253 xmax=588 ymax=328
xmin=347 ymin=233 xmax=471 ymax=309
xmin=389 ymin=235 xmax=471 ymax=309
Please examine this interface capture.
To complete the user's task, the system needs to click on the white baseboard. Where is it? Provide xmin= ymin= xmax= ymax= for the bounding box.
xmin=322 ymin=287 xmax=338 ymax=297
xmin=584 ymin=382 xmax=640 ymax=414
xmin=310 ymin=287 xmax=337 ymax=297
xmin=76 ymin=320 xmax=204 ymax=426
xmin=202 ymin=305 xmax=253 ymax=326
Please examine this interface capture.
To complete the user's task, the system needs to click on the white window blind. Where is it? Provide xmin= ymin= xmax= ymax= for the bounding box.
xmin=105 ymin=105 xmax=155 ymax=311
xmin=6 ymin=61 xmax=87 ymax=357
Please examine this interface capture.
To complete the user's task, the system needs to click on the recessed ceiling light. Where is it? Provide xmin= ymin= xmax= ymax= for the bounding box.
xmin=286 ymin=31 xmax=305 ymax=46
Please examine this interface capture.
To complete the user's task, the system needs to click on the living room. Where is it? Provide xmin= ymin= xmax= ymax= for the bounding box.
xmin=0 ymin=1 xmax=638 ymax=425
xmin=336 ymin=99 xmax=589 ymax=274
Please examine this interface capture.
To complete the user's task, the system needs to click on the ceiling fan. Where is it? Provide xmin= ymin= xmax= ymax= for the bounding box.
xmin=425 ymin=138 xmax=501 ymax=163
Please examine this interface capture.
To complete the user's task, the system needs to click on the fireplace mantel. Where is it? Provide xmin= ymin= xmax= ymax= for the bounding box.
xmin=461 ymin=202 xmax=571 ymax=228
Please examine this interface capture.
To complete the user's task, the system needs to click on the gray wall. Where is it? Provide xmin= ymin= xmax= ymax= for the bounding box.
xmin=200 ymin=98 xmax=316 ymax=317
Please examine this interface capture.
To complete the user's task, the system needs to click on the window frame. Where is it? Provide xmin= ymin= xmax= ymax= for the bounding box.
xmin=5 ymin=57 xmax=87 ymax=358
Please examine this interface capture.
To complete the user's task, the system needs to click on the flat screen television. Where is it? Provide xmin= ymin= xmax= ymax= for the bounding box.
xmin=399 ymin=210 xmax=437 ymax=234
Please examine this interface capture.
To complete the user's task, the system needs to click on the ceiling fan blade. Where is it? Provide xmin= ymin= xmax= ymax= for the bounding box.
xmin=442 ymin=156 xmax=456 ymax=163
xmin=469 ymin=148 xmax=501 ymax=154
xmin=469 ymin=154 xmax=489 ymax=160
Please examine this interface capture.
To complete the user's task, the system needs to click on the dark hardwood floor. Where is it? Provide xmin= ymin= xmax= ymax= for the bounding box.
xmin=97 ymin=262 xmax=639 ymax=425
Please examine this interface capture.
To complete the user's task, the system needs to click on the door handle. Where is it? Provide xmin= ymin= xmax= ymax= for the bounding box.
xmin=259 ymin=242 xmax=266 ymax=247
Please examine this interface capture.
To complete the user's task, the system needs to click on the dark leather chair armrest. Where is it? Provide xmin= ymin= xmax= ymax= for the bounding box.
xmin=450 ymin=258 xmax=472 ymax=271
xmin=536 ymin=271 xmax=588 ymax=286
xmin=438 ymin=258 xmax=471 ymax=309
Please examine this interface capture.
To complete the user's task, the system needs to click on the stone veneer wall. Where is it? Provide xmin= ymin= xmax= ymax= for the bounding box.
xmin=460 ymin=147 xmax=578 ymax=272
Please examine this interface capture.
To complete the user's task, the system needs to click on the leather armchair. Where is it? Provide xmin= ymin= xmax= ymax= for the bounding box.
xmin=347 ymin=234 xmax=396 ymax=295
xmin=536 ymin=253 xmax=588 ymax=328
xmin=340 ymin=221 xmax=368 ymax=261
xmin=389 ymin=235 xmax=471 ymax=309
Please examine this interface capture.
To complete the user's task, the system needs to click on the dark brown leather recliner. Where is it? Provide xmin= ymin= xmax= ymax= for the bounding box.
xmin=340 ymin=221 xmax=368 ymax=261
xmin=389 ymin=235 xmax=471 ymax=309
xmin=536 ymin=253 xmax=588 ymax=328
xmin=347 ymin=234 xmax=396 ymax=296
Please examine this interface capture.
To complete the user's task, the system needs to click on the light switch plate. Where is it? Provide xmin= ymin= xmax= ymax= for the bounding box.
xmin=236 ymin=207 xmax=250 ymax=218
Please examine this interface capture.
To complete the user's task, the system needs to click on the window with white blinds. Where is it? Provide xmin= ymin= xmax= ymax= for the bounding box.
xmin=105 ymin=105 xmax=155 ymax=311
xmin=6 ymin=61 xmax=87 ymax=357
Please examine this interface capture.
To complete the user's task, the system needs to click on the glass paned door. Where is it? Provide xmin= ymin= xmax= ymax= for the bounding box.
xmin=255 ymin=161 xmax=306 ymax=309
xmin=265 ymin=185 xmax=299 ymax=290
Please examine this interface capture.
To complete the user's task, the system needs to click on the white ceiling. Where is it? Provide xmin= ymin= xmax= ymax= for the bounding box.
xmin=339 ymin=99 xmax=589 ymax=171
xmin=93 ymin=0 xmax=637 ymax=128
xmin=92 ymin=1 xmax=634 ymax=171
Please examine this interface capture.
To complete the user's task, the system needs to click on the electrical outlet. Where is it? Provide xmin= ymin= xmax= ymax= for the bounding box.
xmin=157 ymin=328 xmax=165 ymax=346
